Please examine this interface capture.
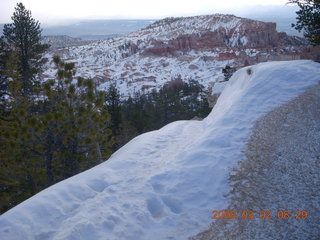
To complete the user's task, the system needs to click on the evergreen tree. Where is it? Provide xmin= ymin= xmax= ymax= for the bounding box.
xmin=222 ymin=65 xmax=236 ymax=81
xmin=0 ymin=62 xmax=45 ymax=213
xmin=0 ymin=37 xmax=10 ymax=105
xmin=121 ymin=79 xmax=211 ymax=134
xmin=105 ymin=84 xmax=122 ymax=136
xmin=0 ymin=56 xmax=113 ymax=213
xmin=0 ymin=3 xmax=114 ymax=214
xmin=3 ymin=2 xmax=49 ymax=95
xmin=289 ymin=0 xmax=320 ymax=45
xmin=43 ymin=56 xmax=113 ymax=177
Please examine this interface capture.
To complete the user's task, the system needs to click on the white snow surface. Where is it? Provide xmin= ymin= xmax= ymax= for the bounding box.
xmin=211 ymin=81 xmax=228 ymax=94
xmin=41 ymin=14 xmax=279 ymax=99
xmin=1 ymin=60 xmax=319 ymax=240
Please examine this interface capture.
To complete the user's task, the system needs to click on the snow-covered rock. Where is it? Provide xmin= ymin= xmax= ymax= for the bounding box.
xmin=1 ymin=60 xmax=319 ymax=240
xmin=42 ymin=14 xmax=313 ymax=98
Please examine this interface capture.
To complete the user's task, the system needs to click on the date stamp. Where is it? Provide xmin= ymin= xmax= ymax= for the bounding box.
xmin=211 ymin=210 xmax=308 ymax=220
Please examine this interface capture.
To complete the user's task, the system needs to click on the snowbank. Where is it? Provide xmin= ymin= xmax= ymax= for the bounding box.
xmin=211 ymin=81 xmax=227 ymax=94
xmin=0 ymin=60 xmax=319 ymax=240
xmin=190 ymin=83 xmax=320 ymax=240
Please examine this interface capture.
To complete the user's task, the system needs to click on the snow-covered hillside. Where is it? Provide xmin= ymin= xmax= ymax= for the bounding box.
xmin=1 ymin=60 xmax=319 ymax=240
xmin=42 ymin=14 xmax=311 ymax=98
xmin=130 ymin=14 xmax=249 ymax=42
xmin=43 ymin=37 xmax=229 ymax=98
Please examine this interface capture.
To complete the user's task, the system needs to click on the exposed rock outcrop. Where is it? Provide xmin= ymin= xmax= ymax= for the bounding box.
xmin=141 ymin=15 xmax=308 ymax=57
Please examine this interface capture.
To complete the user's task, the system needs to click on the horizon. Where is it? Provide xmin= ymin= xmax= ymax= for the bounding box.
xmin=0 ymin=0 xmax=296 ymax=26
xmin=0 ymin=8 xmax=302 ymax=39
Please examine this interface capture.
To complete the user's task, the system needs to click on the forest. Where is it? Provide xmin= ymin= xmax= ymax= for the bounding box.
xmin=0 ymin=3 xmax=211 ymax=213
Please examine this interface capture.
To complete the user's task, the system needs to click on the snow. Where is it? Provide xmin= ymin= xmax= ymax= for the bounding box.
xmin=41 ymin=14 xmax=304 ymax=98
xmin=44 ymin=46 xmax=227 ymax=98
xmin=129 ymin=14 xmax=243 ymax=41
xmin=1 ymin=60 xmax=319 ymax=240
xmin=211 ymin=81 xmax=227 ymax=94
xmin=245 ymin=48 xmax=258 ymax=57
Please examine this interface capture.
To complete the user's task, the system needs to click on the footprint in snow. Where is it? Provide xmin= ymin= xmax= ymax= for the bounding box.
xmin=161 ymin=195 xmax=182 ymax=214
xmin=86 ymin=179 xmax=109 ymax=193
xmin=146 ymin=197 xmax=164 ymax=219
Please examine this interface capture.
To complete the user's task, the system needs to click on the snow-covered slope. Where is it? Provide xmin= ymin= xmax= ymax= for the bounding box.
xmin=1 ymin=60 xmax=319 ymax=240
xmin=42 ymin=14 xmax=310 ymax=98
xmin=130 ymin=14 xmax=249 ymax=42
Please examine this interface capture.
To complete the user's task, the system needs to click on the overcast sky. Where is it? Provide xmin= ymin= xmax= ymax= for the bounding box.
xmin=1 ymin=0 xmax=291 ymax=25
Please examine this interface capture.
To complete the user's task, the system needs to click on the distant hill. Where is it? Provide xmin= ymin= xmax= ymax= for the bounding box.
xmin=0 ymin=5 xmax=302 ymax=40
xmin=41 ymin=35 xmax=94 ymax=49
xmin=42 ymin=19 xmax=156 ymax=39
xmin=0 ymin=5 xmax=302 ymax=39
xmin=39 ymin=13 xmax=316 ymax=99
xmin=224 ymin=5 xmax=302 ymax=36
xmin=0 ymin=20 xmax=155 ymax=40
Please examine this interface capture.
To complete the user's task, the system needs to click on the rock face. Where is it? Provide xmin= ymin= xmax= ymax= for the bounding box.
xmin=140 ymin=15 xmax=307 ymax=57
xmin=42 ymin=14 xmax=317 ymax=98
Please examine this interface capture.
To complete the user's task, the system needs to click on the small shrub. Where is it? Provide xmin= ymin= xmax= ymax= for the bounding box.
xmin=222 ymin=65 xmax=236 ymax=81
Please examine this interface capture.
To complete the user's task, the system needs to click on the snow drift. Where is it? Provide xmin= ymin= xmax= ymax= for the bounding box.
xmin=190 ymin=83 xmax=320 ymax=240
xmin=0 ymin=60 xmax=319 ymax=240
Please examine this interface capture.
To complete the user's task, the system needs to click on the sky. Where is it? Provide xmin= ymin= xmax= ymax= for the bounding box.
xmin=1 ymin=0 xmax=291 ymax=26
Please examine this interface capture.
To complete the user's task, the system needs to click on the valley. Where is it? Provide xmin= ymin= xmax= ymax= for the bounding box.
xmin=41 ymin=14 xmax=318 ymax=98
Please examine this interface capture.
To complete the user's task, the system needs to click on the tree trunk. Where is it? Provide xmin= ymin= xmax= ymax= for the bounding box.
xmin=96 ymin=142 xmax=102 ymax=163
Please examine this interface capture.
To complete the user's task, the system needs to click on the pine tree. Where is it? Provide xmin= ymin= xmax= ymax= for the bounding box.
xmin=222 ymin=65 xmax=236 ymax=81
xmin=289 ymin=0 xmax=320 ymax=45
xmin=121 ymin=79 xmax=211 ymax=134
xmin=0 ymin=56 xmax=114 ymax=213
xmin=0 ymin=64 xmax=46 ymax=213
xmin=105 ymin=84 xmax=122 ymax=135
xmin=45 ymin=56 xmax=113 ymax=176
xmin=0 ymin=37 xmax=10 ymax=105
xmin=3 ymin=2 xmax=49 ymax=95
